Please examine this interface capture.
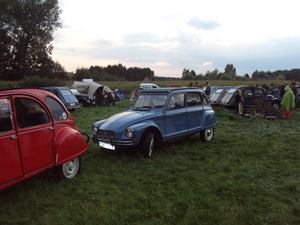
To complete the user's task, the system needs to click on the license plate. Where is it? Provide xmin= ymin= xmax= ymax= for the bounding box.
xmin=98 ymin=141 xmax=115 ymax=150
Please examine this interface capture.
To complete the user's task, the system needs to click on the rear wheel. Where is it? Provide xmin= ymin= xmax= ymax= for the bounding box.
xmin=141 ymin=132 xmax=154 ymax=158
xmin=272 ymin=101 xmax=280 ymax=110
xmin=200 ymin=128 xmax=214 ymax=142
xmin=54 ymin=157 xmax=81 ymax=180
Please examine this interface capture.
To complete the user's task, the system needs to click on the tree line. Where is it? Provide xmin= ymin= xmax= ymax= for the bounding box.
xmin=182 ymin=64 xmax=300 ymax=81
xmin=73 ymin=64 xmax=155 ymax=82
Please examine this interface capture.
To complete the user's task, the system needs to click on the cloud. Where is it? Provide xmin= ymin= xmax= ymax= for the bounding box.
xmin=187 ymin=17 xmax=221 ymax=31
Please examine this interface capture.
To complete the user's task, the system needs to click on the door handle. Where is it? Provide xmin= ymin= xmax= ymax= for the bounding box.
xmin=11 ymin=135 xmax=17 ymax=140
xmin=48 ymin=126 xmax=54 ymax=130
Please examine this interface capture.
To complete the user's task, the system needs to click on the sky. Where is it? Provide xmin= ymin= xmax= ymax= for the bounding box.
xmin=52 ymin=0 xmax=300 ymax=78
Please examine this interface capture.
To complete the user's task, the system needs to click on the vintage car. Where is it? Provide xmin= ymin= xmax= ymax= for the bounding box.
xmin=92 ymin=87 xmax=217 ymax=158
xmin=0 ymin=88 xmax=89 ymax=191
xmin=43 ymin=87 xmax=81 ymax=111
xmin=220 ymin=85 xmax=281 ymax=110
xmin=69 ymin=87 xmax=96 ymax=107
xmin=210 ymin=86 xmax=232 ymax=106
xmin=202 ymin=85 xmax=223 ymax=99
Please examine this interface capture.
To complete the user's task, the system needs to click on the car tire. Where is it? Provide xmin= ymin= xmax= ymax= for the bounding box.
xmin=54 ymin=156 xmax=81 ymax=180
xmin=271 ymin=102 xmax=280 ymax=110
xmin=141 ymin=132 xmax=154 ymax=158
xmin=79 ymin=100 xmax=87 ymax=107
xmin=200 ymin=128 xmax=214 ymax=142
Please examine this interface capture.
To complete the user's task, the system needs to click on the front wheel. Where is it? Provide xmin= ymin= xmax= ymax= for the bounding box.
xmin=54 ymin=157 xmax=81 ymax=180
xmin=141 ymin=132 xmax=154 ymax=158
xmin=200 ymin=128 xmax=214 ymax=142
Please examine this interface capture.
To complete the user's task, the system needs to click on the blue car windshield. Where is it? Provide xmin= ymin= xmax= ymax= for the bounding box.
xmin=133 ymin=94 xmax=168 ymax=108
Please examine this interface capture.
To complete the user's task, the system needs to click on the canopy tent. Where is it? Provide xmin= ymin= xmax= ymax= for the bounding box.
xmin=71 ymin=81 xmax=112 ymax=96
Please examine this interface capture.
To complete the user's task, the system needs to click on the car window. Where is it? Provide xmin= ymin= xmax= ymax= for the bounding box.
xmin=14 ymin=98 xmax=50 ymax=128
xmin=244 ymin=89 xmax=253 ymax=96
xmin=167 ymin=93 xmax=185 ymax=110
xmin=133 ymin=94 xmax=167 ymax=108
xmin=0 ymin=98 xmax=13 ymax=133
xmin=254 ymin=88 xmax=262 ymax=96
xmin=61 ymin=89 xmax=73 ymax=96
xmin=46 ymin=97 xmax=68 ymax=121
xmin=187 ymin=92 xmax=202 ymax=107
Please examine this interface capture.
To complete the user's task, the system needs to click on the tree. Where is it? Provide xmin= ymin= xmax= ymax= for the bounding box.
xmin=224 ymin=64 xmax=236 ymax=76
xmin=0 ymin=0 xmax=62 ymax=80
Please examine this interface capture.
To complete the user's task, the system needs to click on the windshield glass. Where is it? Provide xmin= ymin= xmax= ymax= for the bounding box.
xmin=133 ymin=94 xmax=168 ymax=108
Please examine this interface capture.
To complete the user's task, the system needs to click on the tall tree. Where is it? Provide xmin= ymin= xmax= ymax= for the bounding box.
xmin=0 ymin=0 xmax=62 ymax=80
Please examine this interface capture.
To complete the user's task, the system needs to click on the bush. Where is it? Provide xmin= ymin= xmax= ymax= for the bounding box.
xmin=18 ymin=76 xmax=67 ymax=87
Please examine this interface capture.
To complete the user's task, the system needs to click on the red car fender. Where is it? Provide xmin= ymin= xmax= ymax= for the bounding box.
xmin=54 ymin=127 xmax=89 ymax=165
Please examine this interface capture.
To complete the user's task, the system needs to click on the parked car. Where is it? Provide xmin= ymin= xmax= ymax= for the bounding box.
xmin=0 ymin=88 xmax=89 ymax=191
xmin=69 ymin=87 xmax=96 ymax=107
xmin=140 ymin=83 xmax=159 ymax=89
xmin=296 ymin=87 xmax=300 ymax=108
xmin=202 ymin=85 xmax=223 ymax=99
xmin=210 ymin=86 xmax=232 ymax=106
xmin=92 ymin=87 xmax=217 ymax=158
xmin=219 ymin=85 xmax=281 ymax=110
xmin=43 ymin=87 xmax=81 ymax=111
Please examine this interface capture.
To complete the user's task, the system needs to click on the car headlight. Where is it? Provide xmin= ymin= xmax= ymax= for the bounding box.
xmin=93 ymin=125 xmax=98 ymax=133
xmin=125 ymin=128 xmax=134 ymax=137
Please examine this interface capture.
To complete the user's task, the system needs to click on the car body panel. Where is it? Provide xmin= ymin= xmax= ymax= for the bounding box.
xmin=92 ymin=87 xmax=217 ymax=153
xmin=0 ymin=88 xmax=89 ymax=190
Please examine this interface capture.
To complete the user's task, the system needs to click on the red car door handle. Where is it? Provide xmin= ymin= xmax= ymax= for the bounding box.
xmin=11 ymin=135 xmax=17 ymax=140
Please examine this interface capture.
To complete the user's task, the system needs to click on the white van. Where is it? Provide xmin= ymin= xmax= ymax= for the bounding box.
xmin=140 ymin=83 xmax=159 ymax=90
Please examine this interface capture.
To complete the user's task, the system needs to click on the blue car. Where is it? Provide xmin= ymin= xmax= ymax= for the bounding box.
xmin=43 ymin=87 xmax=81 ymax=111
xmin=92 ymin=87 xmax=217 ymax=158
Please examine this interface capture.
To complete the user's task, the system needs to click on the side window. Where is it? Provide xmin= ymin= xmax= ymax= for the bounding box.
xmin=254 ymin=88 xmax=262 ymax=97
xmin=187 ymin=92 xmax=202 ymax=107
xmin=15 ymin=98 xmax=49 ymax=128
xmin=167 ymin=93 xmax=185 ymax=110
xmin=244 ymin=89 xmax=253 ymax=96
xmin=46 ymin=97 xmax=68 ymax=121
xmin=0 ymin=98 xmax=13 ymax=133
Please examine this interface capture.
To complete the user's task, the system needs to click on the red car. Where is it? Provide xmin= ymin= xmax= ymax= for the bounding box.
xmin=0 ymin=88 xmax=89 ymax=190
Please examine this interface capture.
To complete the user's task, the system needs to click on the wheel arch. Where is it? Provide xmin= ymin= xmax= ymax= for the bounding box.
xmin=54 ymin=127 xmax=89 ymax=166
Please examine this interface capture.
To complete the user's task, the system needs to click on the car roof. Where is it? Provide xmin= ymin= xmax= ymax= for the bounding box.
xmin=140 ymin=87 xmax=204 ymax=93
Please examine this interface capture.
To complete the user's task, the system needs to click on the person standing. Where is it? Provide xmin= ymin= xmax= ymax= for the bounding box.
xmin=204 ymin=80 xmax=211 ymax=97
xmin=234 ymin=89 xmax=244 ymax=115
xmin=269 ymin=83 xmax=275 ymax=94
xmin=280 ymin=81 xmax=288 ymax=99
xmin=193 ymin=81 xmax=200 ymax=88
xmin=281 ymin=86 xmax=295 ymax=119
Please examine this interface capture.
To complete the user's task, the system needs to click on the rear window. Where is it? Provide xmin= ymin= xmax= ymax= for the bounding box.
xmin=46 ymin=97 xmax=68 ymax=121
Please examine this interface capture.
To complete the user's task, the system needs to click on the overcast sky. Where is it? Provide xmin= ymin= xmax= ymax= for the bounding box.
xmin=52 ymin=0 xmax=300 ymax=78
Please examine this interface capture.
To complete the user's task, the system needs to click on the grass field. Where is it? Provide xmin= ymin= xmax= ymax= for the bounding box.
xmin=1 ymin=96 xmax=300 ymax=225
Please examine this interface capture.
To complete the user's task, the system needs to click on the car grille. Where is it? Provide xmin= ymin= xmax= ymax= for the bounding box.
xmin=97 ymin=130 xmax=118 ymax=141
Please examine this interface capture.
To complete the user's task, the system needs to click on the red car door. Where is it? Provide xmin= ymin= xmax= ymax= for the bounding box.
xmin=0 ymin=97 xmax=23 ymax=187
xmin=13 ymin=96 xmax=54 ymax=175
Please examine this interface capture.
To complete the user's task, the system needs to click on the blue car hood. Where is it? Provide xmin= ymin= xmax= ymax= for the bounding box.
xmin=99 ymin=109 xmax=157 ymax=132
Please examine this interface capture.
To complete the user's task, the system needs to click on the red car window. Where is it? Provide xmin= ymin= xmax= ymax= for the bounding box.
xmin=46 ymin=96 xmax=68 ymax=121
xmin=14 ymin=98 xmax=49 ymax=128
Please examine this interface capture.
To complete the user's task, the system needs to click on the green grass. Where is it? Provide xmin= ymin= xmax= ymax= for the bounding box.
xmin=1 ymin=100 xmax=300 ymax=225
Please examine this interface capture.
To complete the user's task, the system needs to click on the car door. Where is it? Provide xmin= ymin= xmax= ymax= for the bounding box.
xmin=0 ymin=97 xmax=23 ymax=187
xmin=186 ymin=92 xmax=204 ymax=134
xmin=165 ymin=93 xmax=188 ymax=140
xmin=13 ymin=96 xmax=54 ymax=174
xmin=243 ymin=88 xmax=255 ymax=106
